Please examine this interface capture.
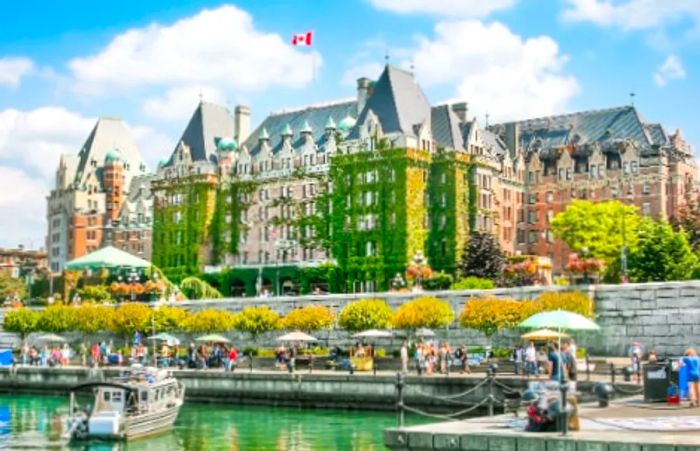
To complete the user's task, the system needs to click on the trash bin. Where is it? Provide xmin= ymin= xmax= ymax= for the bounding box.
xmin=643 ymin=364 xmax=670 ymax=402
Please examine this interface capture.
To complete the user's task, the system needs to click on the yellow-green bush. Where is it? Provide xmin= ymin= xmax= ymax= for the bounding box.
xmin=234 ymin=306 xmax=280 ymax=338
xmin=391 ymin=296 xmax=454 ymax=330
xmin=533 ymin=291 xmax=593 ymax=317
xmin=338 ymin=299 xmax=393 ymax=332
xmin=459 ymin=297 xmax=528 ymax=337
xmin=182 ymin=309 xmax=236 ymax=333
xmin=281 ymin=305 xmax=334 ymax=332
xmin=2 ymin=308 xmax=40 ymax=339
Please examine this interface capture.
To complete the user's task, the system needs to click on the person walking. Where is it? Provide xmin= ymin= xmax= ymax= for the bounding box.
xmin=400 ymin=342 xmax=409 ymax=374
xmin=21 ymin=342 xmax=29 ymax=366
xmin=562 ymin=341 xmax=577 ymax=393
xmin=547 ymin=343 xmax=564 ymax=383
xmin=681 ymin=348 xmax=700 ymax=407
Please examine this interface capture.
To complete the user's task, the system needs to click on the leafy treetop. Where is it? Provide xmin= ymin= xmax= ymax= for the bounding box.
xmin=338 ymin=299 xmax=393 ymax=332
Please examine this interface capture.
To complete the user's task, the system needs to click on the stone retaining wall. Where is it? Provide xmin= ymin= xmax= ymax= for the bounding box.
xmin=2 ymin=280 xmax=699 ymax=356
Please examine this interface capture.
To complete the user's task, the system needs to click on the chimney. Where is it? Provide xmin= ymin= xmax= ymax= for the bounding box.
xmin=356 ymin=77 xmax=371 ymax=114
xmin=451 ymin=102 xmax=468 ymax=125
xmin=504 ymin=122 xmax=520 ymax=155
xmin=234 ymin=105 xmax=251 ymax=144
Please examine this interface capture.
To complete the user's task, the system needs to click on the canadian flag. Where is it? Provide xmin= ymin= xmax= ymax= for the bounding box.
xmin=291 ymin=31 xmax=313 ymax=46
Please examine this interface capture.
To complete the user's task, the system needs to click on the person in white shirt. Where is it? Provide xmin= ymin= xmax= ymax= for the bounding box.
xmin=400 ymin=342 xmax=409 ymax=374
xmin=525 ymin=342 xmax=538 ymax=377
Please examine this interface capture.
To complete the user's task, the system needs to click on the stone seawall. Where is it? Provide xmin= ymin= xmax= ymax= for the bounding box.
xmin=2 ymin=280 xmax=699 ymax=356
xmin=0 ymin=367 xmax=540 ymax=412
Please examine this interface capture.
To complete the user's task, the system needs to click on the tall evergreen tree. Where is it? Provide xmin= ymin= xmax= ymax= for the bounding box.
xmin=457 ymin=232 xmax=505 ymax=281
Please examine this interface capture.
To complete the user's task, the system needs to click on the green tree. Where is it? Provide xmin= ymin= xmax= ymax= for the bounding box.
xmin=180 ymin=276 xmax=223 ymax=300
xmin=552 ymin=200 xmax=641 ymax=271
xmin=457 ymin=232 xmax=505 ymax=281
xmin=77 ymin=285 xmax=112 ymax=303
xmin=2 ymin=308 xmax=39 ymax=339
xmin=182 ymin=309 xmax=235 ymax=333
xmin=109 ymin=303 xmax=152 ymax=339
xmin=628 ymin=219 xmax=699 ymax=282
xmin=451 ymin=276 xmax=495 ymax=290
xmin=391 ymin=296 xmax=454 ymax=330
xmin=672 ymin=195 xmax=700 ymax=253
xmin=234 ymin=306 xmax=280 ymax=340
xmin=281 ymin=305 xmax=334 ymax=332
xmin=338 ymin=299 xmax=393 ymax=332
xmin=0 ymin=271 xmax=26 ymax=302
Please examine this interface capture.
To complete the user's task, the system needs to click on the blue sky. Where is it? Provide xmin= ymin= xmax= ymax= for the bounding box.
xmin=0 ymin=0 xmax=698 ymax=248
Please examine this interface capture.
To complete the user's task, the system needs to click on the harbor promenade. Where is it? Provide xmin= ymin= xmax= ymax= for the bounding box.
xmin=384 ymin=396 xmax=700 ymax=450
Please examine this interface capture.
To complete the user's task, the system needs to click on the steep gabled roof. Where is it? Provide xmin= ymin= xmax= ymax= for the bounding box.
xmin=167 ymin=101 xmax=235 ymax=165
xmin=645 ymin=123 xmax=669 ymax=146
xmin=348 ymin=65 xmax=431 ymax=139
xmin=495 ymin=106 xmax=653 ymax=151
xmin=431 ymin=105 xmax=464 ymax=151
xmin=243 ymin=100 xmax=356 ymax=155
xmin=74 ymin=117 xmax=147 ymax=186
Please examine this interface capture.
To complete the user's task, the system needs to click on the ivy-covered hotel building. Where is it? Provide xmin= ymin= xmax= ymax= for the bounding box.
xmin=151 ymin=64 xmax=696 ymax=294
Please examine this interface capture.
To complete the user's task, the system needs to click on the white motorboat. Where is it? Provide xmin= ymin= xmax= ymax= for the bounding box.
xmin=66 ymin=365 xmax=184 ymax=441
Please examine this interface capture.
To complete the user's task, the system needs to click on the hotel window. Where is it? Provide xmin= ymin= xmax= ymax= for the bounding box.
xmin=591 ymin=165 xmax=598 ymax=178
xmin=546 ymin=210 xmax=554 ymax=223
xmin=642 ymin=202 xmax=651 ymax=216
xmin=642 ymin=182 xmax=650 ymax=195
xmin=528 ymin=211 xmax=538 ymax=224
xmin=546 ymin=191 xmax=553 ymax=204
xmin=528 ymin=231 xmax=538 ymax=244
xmin=631 ymin=161 xmax=638 ymax=173
xmin=546 ymin=230 xmax=554 ymax=243
xmin=566 ymin=168 xmax=572 ymax=180
xmin=623 ymin=162 xmax=630 ymax=174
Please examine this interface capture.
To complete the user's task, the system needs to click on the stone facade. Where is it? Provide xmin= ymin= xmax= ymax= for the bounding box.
xmin=0 ymin=247 xmax=48 ymax=278
xmin=46 ymin=118 xmax=153 ymax=272
xmin=150 ymin=65 xmax=696 ymax=286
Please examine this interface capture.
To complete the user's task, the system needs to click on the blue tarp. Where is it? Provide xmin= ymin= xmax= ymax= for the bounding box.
xmin=0 ymin=350 xmax=12 ymax=367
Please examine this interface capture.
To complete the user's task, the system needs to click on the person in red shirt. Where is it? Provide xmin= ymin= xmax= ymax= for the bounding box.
xmin=227 ymin=347 xmax=239 ymax=372
xmin=91 ymin=343 xmax=101 ymax=368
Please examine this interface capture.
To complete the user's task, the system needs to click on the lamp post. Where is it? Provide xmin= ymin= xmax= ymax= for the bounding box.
xmin=620 ymin=188 xmax=634 ymax=283
xmin=412 ymin=251 xmax=426 ymax=289
xmin=151 ymin=298 xmax=162 ymax=367
xmin=582 ymin=246 xmax=589 ymax=285
xmin=127 ymin=268 xmax=139 ymax=301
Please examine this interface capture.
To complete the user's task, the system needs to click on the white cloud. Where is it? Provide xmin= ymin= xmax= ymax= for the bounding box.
xmin=408 ymin=21 xmax=579 ymax=121
xmin=68 ymin=5 xmax=320 ymax=97
xmin=654 ymin=54 xmax=686 ymax=86
xmin=0 ymin=107 xmax=95 ymax=178
xmin=369 ymin=0 xmax=517 ymax=18
xmin=562 ymin=0 xmax=700 ymax=30
xmin=0 ymin=57 xmax=35 ymax=88
xmin=341 ymin=63 xmax=384 ymax=87
xmin=0 ymin=166 xmax=48 ymax=248
xmin=130 ymin=124 xmax=172 ymax=167
xmin=142 ymin=85 xmax=226 ymax=122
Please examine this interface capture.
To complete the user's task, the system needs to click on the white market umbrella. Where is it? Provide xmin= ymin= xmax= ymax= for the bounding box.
xmin=521 ymin=329 xmax=570 ymax=341
xmin=415 ymin=328 xmax=436 ymax=338
xmin=34 ymin=333 xmax=66 ymax=343
xmin=352 ymin=329 xmax=393 ymax=339
xmin=277 ymin=331 xmax=317 ymax=342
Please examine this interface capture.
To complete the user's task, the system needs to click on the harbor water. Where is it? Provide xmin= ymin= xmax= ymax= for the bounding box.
xmin=0 ymin=393 xmax=424 ymax=450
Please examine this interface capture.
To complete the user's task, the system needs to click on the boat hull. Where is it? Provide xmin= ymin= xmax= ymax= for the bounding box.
xmin=85 ymin=401 xmax=182 ymax=440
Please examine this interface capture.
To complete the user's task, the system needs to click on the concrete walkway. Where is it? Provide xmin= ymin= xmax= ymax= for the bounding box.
xmin=385 ymin=396 xmax=700 ymax=450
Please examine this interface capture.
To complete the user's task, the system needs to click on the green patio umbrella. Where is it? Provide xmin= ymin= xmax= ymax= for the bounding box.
xmin=519 ymin=310 xmax=599 ymax=390
xmin=147 ymin=332 xmax=180 ymax=345
xmin=64 ymin=246 xmax=151 ymax=270
xmin=195 ymin=334 xmax=231 ymax=343
xmin=518 ymin=310 xmax=599 ymax=331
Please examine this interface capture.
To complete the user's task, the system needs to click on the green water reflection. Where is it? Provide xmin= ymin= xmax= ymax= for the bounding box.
xmin=0 ymin=394 xmax=424 ymax=450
